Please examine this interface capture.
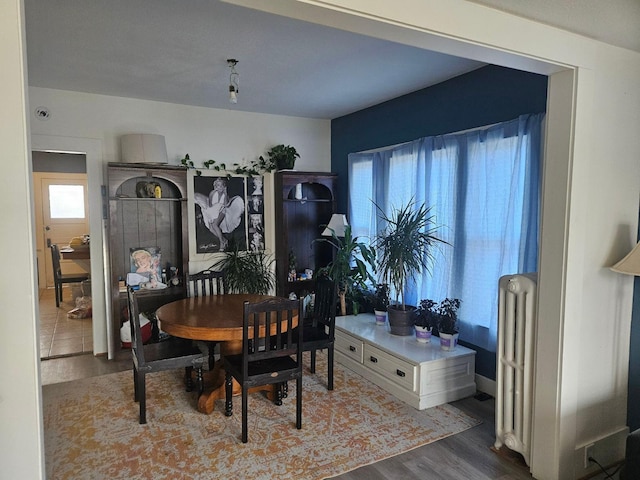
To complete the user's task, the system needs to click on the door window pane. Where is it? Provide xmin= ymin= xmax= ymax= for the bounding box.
xmin=49 ymin=185 xmax=85 ymax=218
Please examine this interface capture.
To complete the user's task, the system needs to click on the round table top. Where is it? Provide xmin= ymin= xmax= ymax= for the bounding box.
xmin=155 ymin=294 xmax=294 ymax=342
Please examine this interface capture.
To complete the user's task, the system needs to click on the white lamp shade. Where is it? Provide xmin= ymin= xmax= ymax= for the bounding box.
xmin=322 ymin=214 xmax=348 ymax=237
xmin=121 ymin=134 xmax=168 ymax=164
xmin=611 ymin=241 xmax=640 ymax=276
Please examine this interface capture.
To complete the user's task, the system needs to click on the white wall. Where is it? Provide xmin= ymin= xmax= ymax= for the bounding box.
xmin=5 ymin=1 xmax=640 ymax=478
xmin=28 ymin=87 xmax=331 ymax=356
xmin=0 ymin=1 xmax=44 ymax=478
xmin=29 ymin=87 xmax=331 ymax=170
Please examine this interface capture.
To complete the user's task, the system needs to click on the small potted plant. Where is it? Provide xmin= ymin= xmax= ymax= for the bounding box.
xmin=414 ymin=299 xmax=438 ymax=343
xmin=373 ymin=283 xmax=390 ymax=326
xmin=259 ymin=144 xmax=300 ymax=171
xmin=437 ymin=298 xmax=461 ymax=350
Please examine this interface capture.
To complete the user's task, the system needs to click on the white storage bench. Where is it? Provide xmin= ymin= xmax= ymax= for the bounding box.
xmin=335 ymin=314 xmax=476 ymax=410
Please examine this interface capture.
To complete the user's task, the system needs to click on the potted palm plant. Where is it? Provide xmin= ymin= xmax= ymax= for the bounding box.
xmin=414 ymin=299 xmax=438 ymax=343
xmin=375 ymin=201 xmax=448 ymax=335
xmin=437 ymin=298 xmax=461 ymax=350
xmin=316 ymin=224 xmax=376 ymax=316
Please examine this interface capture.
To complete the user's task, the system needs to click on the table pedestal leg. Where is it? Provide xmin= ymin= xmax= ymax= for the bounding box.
xmin=196 ymin=339 xmax=277 ymax=414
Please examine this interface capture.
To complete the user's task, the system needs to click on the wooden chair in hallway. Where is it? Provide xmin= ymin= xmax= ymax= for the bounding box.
xmin=127 ymin=286 xmax=206 ymax=424
xmin=50 ymin=244 xmax=89 ymax=308
xmin=186 ymin=269 xmax=225 ymax=369
xmin=222 ymin=297 xmax=304 ymax=443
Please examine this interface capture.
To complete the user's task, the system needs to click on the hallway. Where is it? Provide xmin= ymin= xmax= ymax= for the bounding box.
xmin=39 ymin=286 xmax=92 ymax=359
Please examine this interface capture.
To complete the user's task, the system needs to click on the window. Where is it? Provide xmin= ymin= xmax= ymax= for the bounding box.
xmin=348 ymin=113 xmax=543 ymax=351
xmin=49 ymin=184 xmax=86 ymax=219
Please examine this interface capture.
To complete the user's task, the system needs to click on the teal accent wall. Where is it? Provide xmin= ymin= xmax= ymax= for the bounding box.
xmin=330 ymin=64 xmax=548 ymax=380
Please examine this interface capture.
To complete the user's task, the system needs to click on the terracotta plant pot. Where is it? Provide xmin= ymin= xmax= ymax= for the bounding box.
xmin=387 ymin=306 xmax=416 ymax=336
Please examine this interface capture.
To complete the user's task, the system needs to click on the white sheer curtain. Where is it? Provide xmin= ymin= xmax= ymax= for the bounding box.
xmin=348 ymin=113 xmax=543 ymax=351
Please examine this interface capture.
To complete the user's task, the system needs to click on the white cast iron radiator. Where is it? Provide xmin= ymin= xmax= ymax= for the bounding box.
xmin=494 ymin=272 xmax=538 ymax=466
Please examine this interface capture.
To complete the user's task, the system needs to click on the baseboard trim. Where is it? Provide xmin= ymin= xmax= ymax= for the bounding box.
xmin=475 ymin=374 xmax=496 ymax=397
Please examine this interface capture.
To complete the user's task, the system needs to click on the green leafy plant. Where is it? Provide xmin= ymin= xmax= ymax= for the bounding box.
xmin=415 ymin=299 xmax=438 ymax=329
xmin=212 ymin=241 xmax=275 ymax=294
xmin=375 ymin=200 xmax=448 ymax=311
xmin=259 ymin=144 xmax=300 ymax=171
xmin=316 ymin=224 xmax=376 ymax=316
xmin=437 ymin=298 xmax=461 ymax=334
xmin=372 ymin=283 xmax=390 ymax=312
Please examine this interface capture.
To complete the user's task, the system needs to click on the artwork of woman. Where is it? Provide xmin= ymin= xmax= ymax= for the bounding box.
xmin=194 ymin=177 xmax=244 ymax=251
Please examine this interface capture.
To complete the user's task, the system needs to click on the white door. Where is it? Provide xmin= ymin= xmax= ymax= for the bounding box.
xmin=33 ymin=172 xmax=90 ymax=288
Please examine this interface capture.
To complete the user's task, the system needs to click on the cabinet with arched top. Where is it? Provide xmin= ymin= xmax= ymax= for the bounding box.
xmin=274 ymin=171 xmax=337 ymax=298
xmin=107 ymin=163 xmax=189 ymax=352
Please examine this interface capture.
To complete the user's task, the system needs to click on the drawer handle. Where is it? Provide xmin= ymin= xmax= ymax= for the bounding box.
xmin=396 ymin=369 xmax=406 ymax=377
xmin=349 ymin=345 xmax=356 ymax=352
xmin=369 ymin=356 xmax=378 ymax=363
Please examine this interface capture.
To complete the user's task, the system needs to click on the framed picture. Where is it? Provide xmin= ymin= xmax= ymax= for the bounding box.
xmin=189 ymin=172 xmax=267 ymax=257
xmin=129 ymin=246 xmax=162 ymax=282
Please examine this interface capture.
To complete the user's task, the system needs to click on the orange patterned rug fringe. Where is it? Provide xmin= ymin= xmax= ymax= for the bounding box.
xmin=43 ymin=352 xmax=480 ymax=479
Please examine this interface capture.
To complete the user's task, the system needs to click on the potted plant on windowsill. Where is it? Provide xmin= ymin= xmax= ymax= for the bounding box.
xmin=437 ymin=298 xmax=461 ymax=350
xmin=373 ymin=283 xmax=390 ymax=326
xmin=375 ymin=201 xmax=448 ymax=336
xmin=414 ymin=299 xmax=438 ymax=343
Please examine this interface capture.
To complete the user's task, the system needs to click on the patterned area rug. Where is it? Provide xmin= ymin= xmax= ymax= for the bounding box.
xmin=43 ymin=353 xmax=480 ymax=479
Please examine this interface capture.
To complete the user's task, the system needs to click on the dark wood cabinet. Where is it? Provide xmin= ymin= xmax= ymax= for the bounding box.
xmin=274 ymin=171 xmax=337 ymax=298
xmin=107 ymin=163 xmax=189 ymax=349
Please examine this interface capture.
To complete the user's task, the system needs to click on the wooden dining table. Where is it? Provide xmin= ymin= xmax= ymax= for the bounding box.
xmin=155 ymin=294 xmax=298 ymax=414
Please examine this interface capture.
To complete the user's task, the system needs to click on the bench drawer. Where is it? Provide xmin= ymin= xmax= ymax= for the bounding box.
xmin=363 ymin=344 xmax=416 ymax=391
xmin=335 ymin=330 xmax=364 ymax=363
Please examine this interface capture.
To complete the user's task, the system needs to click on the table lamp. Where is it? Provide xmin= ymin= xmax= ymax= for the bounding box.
xmin=322 ymin=214 xmax=348 ymax=237
xmin=611 ymin=242 xmax=640 ymax=276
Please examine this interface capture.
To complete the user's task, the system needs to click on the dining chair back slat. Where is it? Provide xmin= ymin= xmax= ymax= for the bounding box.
xmin=187 ymin=270 xmax=225 ymax=297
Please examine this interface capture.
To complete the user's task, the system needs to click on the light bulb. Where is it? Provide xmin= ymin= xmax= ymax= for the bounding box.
xmin=229 ymin=86 xmax=238 ymax=104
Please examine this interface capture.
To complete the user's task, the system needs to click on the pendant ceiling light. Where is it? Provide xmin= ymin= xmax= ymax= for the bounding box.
xmin=227 ymin=59 xmax=239 ymax=104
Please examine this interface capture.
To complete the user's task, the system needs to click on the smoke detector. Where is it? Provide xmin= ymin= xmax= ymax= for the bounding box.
xmin=34 ymin=106 xmax=50 ymax=120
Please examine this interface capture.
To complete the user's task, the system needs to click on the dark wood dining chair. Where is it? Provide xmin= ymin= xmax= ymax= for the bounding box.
xmin=50 ymin=244 xmax=89 ymax=307
xmin=186 ymin=269 xmax=225 ymax=297
xmin=222 ymin=297 xmax=304 ymax=443
xmin=301 ymin=277 xmax=338 ymax=390
xmin=186 ymin=269 xmax=226 ymax=369
xmin=127 ymin=286 xmax=206 ymax=424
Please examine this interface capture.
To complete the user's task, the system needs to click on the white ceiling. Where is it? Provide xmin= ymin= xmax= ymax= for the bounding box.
xmin=24 ymin=0 xmax=640 ymax=120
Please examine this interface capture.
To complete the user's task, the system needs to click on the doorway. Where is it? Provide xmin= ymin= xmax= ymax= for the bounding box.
xmin=33 ymin=151 xmax=93 ymax=358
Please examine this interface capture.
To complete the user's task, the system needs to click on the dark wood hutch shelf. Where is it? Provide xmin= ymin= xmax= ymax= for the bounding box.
xmin=274 ymin=171 xmax=337 ymax=298
xmin=107 ymin=162 xmax=189 ymax=348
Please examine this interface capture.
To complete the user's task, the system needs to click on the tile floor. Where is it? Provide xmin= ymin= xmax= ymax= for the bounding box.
xmin=39 ymin=286 xmax=93 ymax=359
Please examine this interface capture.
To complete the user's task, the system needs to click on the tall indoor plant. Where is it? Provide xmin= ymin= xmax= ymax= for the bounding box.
xmin=375 ymin=201 xmax=448 ymax=335
xmin=316 ymin=224 xmax=376 ymax=316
